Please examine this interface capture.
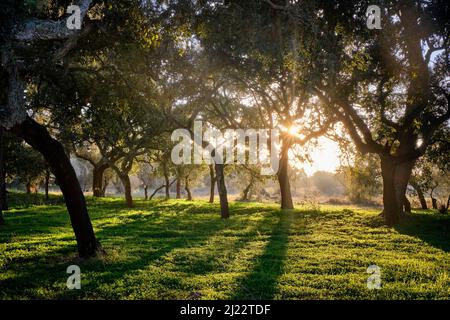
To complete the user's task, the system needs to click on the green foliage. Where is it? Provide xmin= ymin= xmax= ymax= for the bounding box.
xmin=3 ymin=133 xmax=48 ymax=188
xmin=0 ymin=193 xmax=448 ymax=299
xmin=337 ymin=154 xmax=382 ymax=204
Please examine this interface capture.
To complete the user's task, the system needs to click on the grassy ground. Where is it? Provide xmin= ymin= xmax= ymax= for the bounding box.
xmin=0 ymin=192 xmax=449 ymax=300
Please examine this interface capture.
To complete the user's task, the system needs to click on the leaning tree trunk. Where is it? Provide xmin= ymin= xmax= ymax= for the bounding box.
xmin=215 ymin=163 xmax=229 ymax=219
xmin=209 ymin=165 xmax=215 ymax=203
xmin=410 ymin=181 xmax=428 ymax=209
xmin=119 ymin=173 xmax=133 ymax=208
xmin=185 ymin=178 xmax=192 ymax=201
xmin=92 ymin=163 xmax=108 ymax=197
xmin=277 ymin=141 xmax=294 ymax=209
xmin=10 ymin=117 xmax=101 ymax=257
xmin=380 ymin=156 xmax=415 ymax=225
xmin=241 ymin=178 xmax=254 ymax=201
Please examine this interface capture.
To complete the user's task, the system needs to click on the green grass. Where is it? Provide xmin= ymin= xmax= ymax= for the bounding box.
xmin=0 ymin=192 xmax=449 ymax=300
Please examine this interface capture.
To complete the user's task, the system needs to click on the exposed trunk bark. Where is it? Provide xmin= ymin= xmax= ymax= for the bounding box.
xmin=0 ymin=127 xmax=5 ymax=225
xmin=430 ymin=187 xmax=438 ymax=209
xmin=9 ymin=117 xmax=101 ymax=257
xmin=176 ymin=178 xmax=181 ymax=199
xmin=209 ymin=165 xmax=215 ymax=203
xmin=215 ymin=163 xmax=229 ymax=219
xmin=119 ymin=173 xmax=133 ymax=208
xmin=1 ymin=172 xmax=7 ymax=211
xmin=163 ymin=163 xmax=170 ymax=199
xmin=241 ymin=177 xmax=254 ymax=201
xmin=440 ymin=195 xmax=450 ymax=213
xmin=431 ymin=197 xmax=438 ymax=209
xmin=403 ymin=195 xmax=411 ymax=213
xmin=380 ymin=156 xmax=415 ymax=225
xmin=148 ymin=179 xmax=176 ymax=201
xmin=44 ymin=170 xmax=50 ymax=201
xmin=410 ymin=181 xmax=428 ymax=209
xmin=26 ymin=181 xmax=32 ymax=194
xmin=185 ymin=178 xmax=192 ymax=201
xmin=101 ymin=175 xmax=108 ymax=196
xmin=144 ymin=185 xmax=148 ymax=201
xmin=277 ymin=141 xmax=294 ymax=209
xmin=92 ymin=163 xmax=108 ymax=197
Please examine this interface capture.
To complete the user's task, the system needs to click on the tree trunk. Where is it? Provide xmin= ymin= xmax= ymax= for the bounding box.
xmin=44 ymin=170 xmax=50 ymax=201
xmin=241 ymin=178 xmax=254 ymax=201
xmin=380 ymin=157 xmax=415 ymax=225
xmin=209 ymin=165 xmax=215 ymax=203
xmin=176 ymin=178 xmax=181 ymax=199
xmin=119 ymin=173 xmax=133 ymax=208
xmin=215 ymin=163 xmax=229 ymax=219
xmin=163 ymin=164 xmax=170 ymax=199
xmin=277 ymin=141 xmax=294 ymax=209
xmin=144 ymin=185 xmax=148 ymax=201
xmin=92 ymin=164 xmax=108 ymax=197
xmin=430 ymin=187 xmax=438 ymax=209
xmin=0 ymin=127 xmax=5 ymax=225
xmin=403 ymin=195 xmax=411 ymax=213
xmin=10 ymin=117 xmax=101 ymax=257
xmin=185 ymin=178 xmax=192 ymax=201
xmin=26 ymin=181 xmax=32 ymax=194
xmin=431 ymin=197 xmax=438 ymax=209
xmin=101 ymin=175 xmax=108 ymax=196
xmin=410 ymin=181 xmax=428 ymax=209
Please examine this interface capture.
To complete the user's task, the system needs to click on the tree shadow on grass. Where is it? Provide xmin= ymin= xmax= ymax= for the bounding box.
xmin=394 ymin=212 xmax=450 ymax=252
xmin=231 ymin=210 xmax=294 ymax=299
xmin=0 ymin=201 xmax=273 ymax=299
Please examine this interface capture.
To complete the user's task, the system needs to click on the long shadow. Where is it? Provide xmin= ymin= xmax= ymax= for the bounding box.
xmin=394 ymin=211 xmax=450 ymax=252
xmin=231 ymin=210 xmax=293 ymax=299
xmin=0 ymin=201 xmax=264 ymax=298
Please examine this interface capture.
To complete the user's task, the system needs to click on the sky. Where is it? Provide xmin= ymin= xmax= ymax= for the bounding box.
xmin=294 ymin=137 xmax=342 ymax=176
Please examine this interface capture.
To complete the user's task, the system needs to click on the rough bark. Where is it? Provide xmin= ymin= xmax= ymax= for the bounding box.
xmin=410 ymin=181 xmax=428 ymax=209
xmin=241 ymin=177 xmax=254 ymax=201
xmin=119 ymin=173 xmax=133 ymax=208
xmin=403 ymin=195 xmax=411 ymax=213
xmin=144 ymin=185 xmax=148 ymax=201
xmin=277 ymin=141 xmax=294 ymax=209
xmin=163 ymin=163 xmax=170 ymax=199
xmin=215 ymin=163 xmax=229 ymax=219
xmin=9 ymin=117 xmax=101 ymax=257
xmin=26 ymin=181 xmax=32 ymax=194
xmin=92 ymin=163 xmax=108 ymax=197
xmin=431 ymin=197 xmax=438 ymax=209
xmin=185 ymin=178 xmax=192 ymax=201
xmin=44 ymin=170 xmax=50 ymax=201
xmin=209 ymin=165 xmax=215 ymax=203
xmin=430 ymin=187 xmax=438 ymax=209
xmin=0 ymin=127 xmax=5 ymax=224
xmin=176 ymin=178 xmax=181 ymax=199
xmin=380 ymin=156 xmax=415 ymax=225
